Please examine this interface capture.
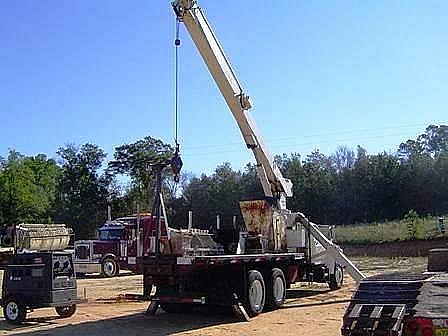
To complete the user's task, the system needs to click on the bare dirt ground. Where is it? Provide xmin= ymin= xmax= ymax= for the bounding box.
xmin=0 ymin=257 xmax=428 ymax=336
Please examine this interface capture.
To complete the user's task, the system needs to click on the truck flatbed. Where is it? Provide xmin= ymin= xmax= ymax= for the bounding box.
xmin=161 ymin=252 xmax=306 ymax=265
xmin=143 ymin=250 xmax=328 ymax=319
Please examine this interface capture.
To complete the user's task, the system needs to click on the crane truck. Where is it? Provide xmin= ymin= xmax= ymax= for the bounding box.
xmin=142 ymin=0 xmax=365 ymax=319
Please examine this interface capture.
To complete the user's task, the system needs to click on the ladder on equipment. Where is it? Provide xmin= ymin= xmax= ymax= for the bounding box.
xmin=341 ymin=303 xmax=407 ymax=336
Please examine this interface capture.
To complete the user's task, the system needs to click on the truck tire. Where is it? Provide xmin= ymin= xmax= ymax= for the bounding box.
xmin=428 ymin=248 xmax=448 ymax=272
xmin=244 ymin=270 xmax=266 ymax=317
xmin=101 ymin=258 xmax=118 ymax=277
xmin=329 ymin=264 xmax=343 ymax=290
xmin=55 ymin=304 xmax=77 ymax=318
xmin=266 ymin=268 xmax=286 ymax=309
xmin=160 ymin=303 xmax=192 ymax=314
xmin=3 ymin=298 xmax=27 ymax=324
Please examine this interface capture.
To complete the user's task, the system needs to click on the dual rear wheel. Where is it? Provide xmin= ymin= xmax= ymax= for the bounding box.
xmin=160 ymin=265 xmax=341 ymax=318
xmin=244 ymin=268 xmax=286 ymax=317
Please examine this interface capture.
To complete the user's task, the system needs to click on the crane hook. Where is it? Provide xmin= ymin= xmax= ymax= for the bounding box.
xmin=171 ymin=143 xmax=183 ymax=183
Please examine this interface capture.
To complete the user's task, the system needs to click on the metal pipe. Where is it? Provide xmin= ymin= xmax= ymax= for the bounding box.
xmin=152 ymin=166 xmax=163 ymax=258
xmin=188 ymin=211 xmax=193 ymax=231
xmin=136 ymin=204 xmax=141 ymax=257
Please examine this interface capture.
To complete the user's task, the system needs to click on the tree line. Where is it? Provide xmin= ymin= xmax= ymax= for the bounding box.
xmin=0 ymin=125 xmax=447 ymax=238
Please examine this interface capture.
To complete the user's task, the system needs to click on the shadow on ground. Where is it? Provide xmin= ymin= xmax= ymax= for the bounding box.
xmin=0 ymin=288 xmax=349 ymax=335
xmin=286 ymin=288 xmax=331 ymax=299
xmin=76 ymin=271 xmax=135 ymax=280
xmin=0 ymin=314 xmax=68 ymax=333
xmin=283 ymin=287 xmax=350 ymax=309
xmin=0 ymin=307 xmax=239 ymax=336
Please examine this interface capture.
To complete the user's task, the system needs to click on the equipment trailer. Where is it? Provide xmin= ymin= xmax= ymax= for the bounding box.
xmin=143 ymin=0 xmax=365 ymax=319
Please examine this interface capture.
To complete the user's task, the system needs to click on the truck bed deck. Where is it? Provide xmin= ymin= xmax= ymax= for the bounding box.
xmin=145 ymin=252 xmax=306 ymax=266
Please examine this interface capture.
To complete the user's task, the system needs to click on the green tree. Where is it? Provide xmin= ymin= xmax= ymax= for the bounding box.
xmin=54 ymin=144 xmax=109 ymax=239
xmin=300 ymin=150 xmax=335 ymax=223
xmin=0 ymin=150 xmax=59 ymax=224
xmin=404 ymin=209 xmax=422 ymax=240
xmin=108 ymin=136 xmax=174 ymax=212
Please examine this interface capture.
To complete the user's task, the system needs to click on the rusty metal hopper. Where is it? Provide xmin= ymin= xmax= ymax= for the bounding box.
xmin=239 ymin=200 xmax=286 ymax=252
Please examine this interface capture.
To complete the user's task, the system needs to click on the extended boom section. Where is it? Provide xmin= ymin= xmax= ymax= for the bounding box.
xmin=172 ymin=0 xmax=292 ymax=201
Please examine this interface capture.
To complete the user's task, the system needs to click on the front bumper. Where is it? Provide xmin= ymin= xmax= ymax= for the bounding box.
xmin=74 ymin=262 xmax=101 ymax=274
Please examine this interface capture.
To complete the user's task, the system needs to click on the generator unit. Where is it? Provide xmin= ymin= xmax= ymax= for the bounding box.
xmin=0 ymin=224 xmax=79 ymax=324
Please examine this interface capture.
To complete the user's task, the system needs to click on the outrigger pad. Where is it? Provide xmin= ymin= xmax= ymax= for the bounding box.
xmin=145 ymin=300 xmax=159 ymax=316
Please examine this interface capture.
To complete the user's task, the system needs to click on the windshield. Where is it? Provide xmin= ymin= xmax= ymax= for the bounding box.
xmin=99 ymin=228 xmax=123 ymax=241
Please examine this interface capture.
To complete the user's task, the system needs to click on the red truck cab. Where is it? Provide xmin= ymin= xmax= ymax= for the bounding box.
xmin=74 ymin=214 xmax=167 ymax=277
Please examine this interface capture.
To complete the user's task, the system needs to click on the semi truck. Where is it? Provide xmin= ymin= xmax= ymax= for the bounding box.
xmin=74 ymin=214 xmax=166 ymax=277
xmin=141 ymin=0 xmax=366 ymax=320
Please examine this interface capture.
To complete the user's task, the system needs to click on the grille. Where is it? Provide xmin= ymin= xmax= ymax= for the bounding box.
xmin=75 ymin=245 xmax=90 ymax=260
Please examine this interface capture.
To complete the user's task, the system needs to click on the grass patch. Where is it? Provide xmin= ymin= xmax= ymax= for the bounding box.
xmin=334 ymin=214 xmax=447 ymax=245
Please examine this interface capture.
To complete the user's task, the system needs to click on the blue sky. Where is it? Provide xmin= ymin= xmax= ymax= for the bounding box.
xmin=1 ymin=0 xmax=447 ymax=175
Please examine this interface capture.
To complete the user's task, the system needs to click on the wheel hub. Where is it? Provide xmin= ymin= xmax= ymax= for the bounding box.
xmin=335 ymin=267 xmax=343 ymax=284
xmin=6 ymin=302 xmax=19 ymax=320
xmin=249 ymin=280 xmax=263 ymax=310
xmin=104 ymin=261 xmax=115 ymax=276
xmin=273 ymin=277 xmax=285 ymax=302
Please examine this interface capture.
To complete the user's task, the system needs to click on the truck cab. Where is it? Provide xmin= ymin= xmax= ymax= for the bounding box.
xmin=74 ymin=214 xmax=166 ymax=277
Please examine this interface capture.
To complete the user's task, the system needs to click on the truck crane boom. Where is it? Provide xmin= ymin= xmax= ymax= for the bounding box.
xmin=172 ymin=0 xmax=292 ymax=206
xmin=169 ymin=0 xmax=365 ymax=285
